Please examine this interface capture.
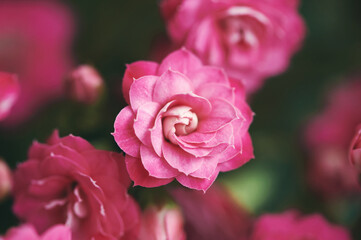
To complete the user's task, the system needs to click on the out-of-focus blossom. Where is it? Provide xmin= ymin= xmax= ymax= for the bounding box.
xmin=249 ymin=211 xmax=351 ymax=240
xmin=0 ymin=224 xmax=71 ymax=240
xmin=160 ymin=0 xmax=305 ymax=93
xmin=12 ymin=130 xmax=140 ymax=240
xmin=170 ymin=185 xmax=251 ymax=240
xmin=305 ymin=78 xmax=361 ymax=197
xmin=139 ymin=206 xmax=186 ymax=240
xmin=0 ymin=72 xmax=19 ymax=121
xmin=66 ymin=65 xmax=104 ymax=104
xmin=349 ymin=124 xmax=361 ymax=173
xmin=113 ymin=48 xmax=254 ymax=191
xmin=0 ymin=1 xmax=74 ymax=125
xmin=0 ymin=158 xmax=12 ymax=201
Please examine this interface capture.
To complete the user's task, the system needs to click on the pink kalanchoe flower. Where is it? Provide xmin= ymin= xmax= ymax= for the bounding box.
xmin=0 ymin=72 xmax=19 ymax=121
xmin=139 ymin=206 xmax=186 ymax=240
xmin=170 ymin=185 xmax=251 ymax=240
xmin=160 ymin=0 xmax=305 ymax=93
xmin=0 ymin=158 xmax=12 ymax=201
xmin=349 ymin=124 xmax=361 ymax=173
xmin=250 ymin=211 xmax=351 ymax=240
xmin=0 ymin=1 xmax=74 ymax=125
xmin=12 ymin=130 xmax=140 ymax=240
xmin=66 ymin=65 xmax=104 ymax=104
xmin=113 ymin=48 xmax=254 ymax=191
xmin=305 ymin=78 xmax=361 ymax=197
xmin=1 ymin=224 xmax=71 ymax=240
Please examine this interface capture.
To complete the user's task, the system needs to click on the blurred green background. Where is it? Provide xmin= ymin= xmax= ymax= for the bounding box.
xmin=1 ymin=0 xmax=361 ymax=238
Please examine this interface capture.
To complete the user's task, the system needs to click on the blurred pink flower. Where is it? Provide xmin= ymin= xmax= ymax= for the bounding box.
xmin=113 ymin=48 xmax=254 ymax=191
xmin=0 ymin=158 xmax=12 ymax=200
xmin=139 ymin=206 xmax=186 ymax=240
xmin=160 ymin=0 xmax=305 ymax=93
xmin=170 ymin=185 xmax=251 ymax=240
xmin=305 ymin=78 xmax=361 ymax=197
xmin=250 ymin=211 xmax=351 ymax=240
xmin=0 ymin=72 xmax=19 ymax=121
xmin=1 ymin=224 xmax=71 ymax=240
xmin=0 ymin=1 xmax=74 ymax=125
xmin=349 ymin=124 xmax=361 ymax=173
xmin=66 ymin=65 xmax=104 ymax=104
xmin=12 ymin=130 xmax=140 ymax=240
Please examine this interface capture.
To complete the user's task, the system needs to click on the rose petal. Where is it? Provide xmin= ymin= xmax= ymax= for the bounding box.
xmin=189 ymin=66 xmax=230 ymax=88
xmin=129 ymin=75 xmax=158 ymax=112
xmin=195 ymin=83 xmax=235 ymax=103
xmin=171 ymin=93 xmax=212 ymax=118
xmin=134 ymin=102 xmax=161 ymax=147
xmin=140 ymin=145 xmax=179 ymax=179
xmin=125 ymin=155 xmax=174 ymax=187
xmin=218 ymin=133 xmax=254 ymax=171
xmin=157 ymin=48 xmax=203 ymax=76
xmin=153 ymin=69 xmax=193 ymax=105
xmin=176 ymin=171 xmax=219 ymax=192
xmin=197 ymin=98 xmax=239 ymax=133
xmin=189 ymin=155 xmax=218 ymax=179
xmin=162 ymin=141 xmax=204 ymax=175
xmin=113 ymin=106 xmax=141 ymax=157
xmin=123 ymin=61 xmax=158 ymax=104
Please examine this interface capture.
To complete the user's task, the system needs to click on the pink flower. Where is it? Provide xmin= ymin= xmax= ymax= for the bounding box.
xmin=113 ymin=48 xmax=254 ymax=191
xmin=139 ymin=206 xmax=186 ymax=240
xmin=170 ymin=185 xmax=251 ymax=240
xmin=305 ymin=78 xmax=361 ymax=197
xmin=0 ymin=1 xmax=74 ymax=125
xmin=160 ymin=0 xmax=305 ymax=93
xmin=0 ymin=72 xmax=19 ymax=121
xmin=12 ymin=131 xmax=140 ymax=240
xmin=349 ymin=124 xmax=361 ymax=173
xmin=250 ymin=211 xmax=351 ymax=240
xmin=0 ymin=158 xmax=12 ymax=200
xmin=66 ymin=65 xmax=104 ymax=104
xmin=1 ymin=224 xmax=71 ymax=240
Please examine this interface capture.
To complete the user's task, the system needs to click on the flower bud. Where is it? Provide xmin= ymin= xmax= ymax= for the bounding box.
xmin=0 ymin=72 xmax=19 ymax=121
xmin=0 ymin=159 xmax=12 ymax=200
xmin=349 ymin=124 xmax=361 ymax=172
xmin=67 ymin=65 xmax=104 ymax=104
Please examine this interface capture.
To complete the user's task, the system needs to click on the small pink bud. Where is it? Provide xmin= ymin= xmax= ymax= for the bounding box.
xmin=0 ymin=159 xmax=12 ymax=200
xmin=349 ymin=124 xmax=361 ymax=172
xmin=67 ymin=65 xmax=104 ymax=104
xmin=0 ymin=72 xmax=20 ymax=121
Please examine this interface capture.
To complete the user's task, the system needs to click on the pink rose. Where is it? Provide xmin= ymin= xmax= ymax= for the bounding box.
xmin=0 ymin=1 xmax=74 ymax=125
xmin=0 ymin=158 xmax=12 ymax=201
xmin=66 ymin=65 xmax=104 ymax=104
xmin=160 ymin=0 xmax=305 ymax=93
xmin=305 ymin=78 xmax=361 ymax=197
xmin=1 ymin=225 xmax=71 ymax=240
xmin=170 ymin=185 xmax=251 ymax=240
xmin=12 ymin=131 xmax=140 ymax=240
xmin=113 ymin=48 xmax=254 ymax=191
xmin=250 ymin=211 xmax=351 ymax=240
xmin=139 ymin=206 xmax=186 ymax=240
xmin=349 ymin=124 xmax=361 ymax=173
xmin=0 ymin=72 xmax=19 ymax=121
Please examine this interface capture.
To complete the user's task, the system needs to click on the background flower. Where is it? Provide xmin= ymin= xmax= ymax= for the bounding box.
xmin=113 ymin=48 xmax=254 ymax=191
xmin=139 ymin=206 xmax=186 ymax=240
xmin=160 ymin=0 xmax=305 ymax=93
xmin=1 ymin=225 xmax=71 ymax=240
xmin=0 ymin=1 xmax=74 ymax=125
xmin=170 ymin=184 xmax=251 ymax=240
xmin=0 ymin=72 xmax=19 ymax=121
xmin=305 ymin=78 xmax=361 ymax=198
xmin=250 ymin=211 xmax=351 ymax=240
xmin=12 ymin=131 xmax=140 ymax=240
xmin=349 ymin=124 xmax=361 ymax=173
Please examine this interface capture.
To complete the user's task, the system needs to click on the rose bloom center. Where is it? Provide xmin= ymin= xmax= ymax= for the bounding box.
xmin=162 ymin=105 xmax=198 ymax=144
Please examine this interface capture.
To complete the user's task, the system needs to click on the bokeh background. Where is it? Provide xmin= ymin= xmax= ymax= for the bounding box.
xmin=1 ymin=0 xmax=361 ymax=238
